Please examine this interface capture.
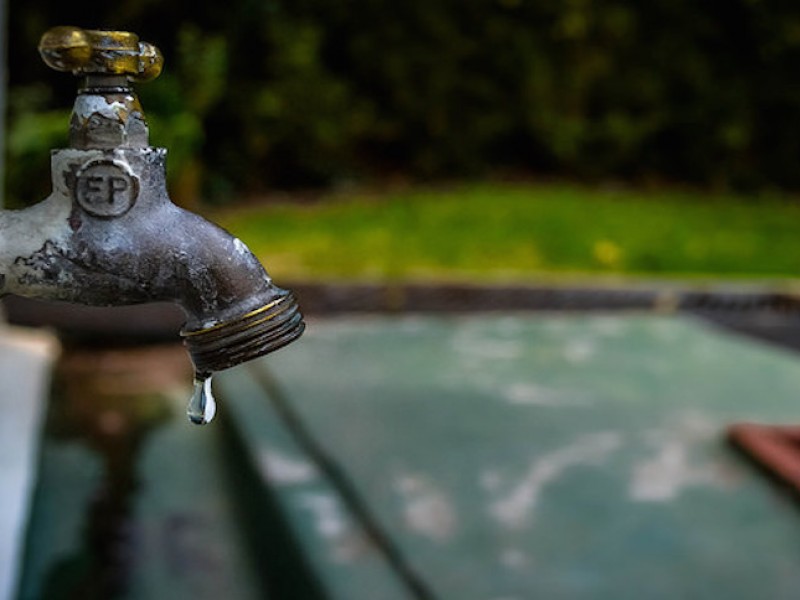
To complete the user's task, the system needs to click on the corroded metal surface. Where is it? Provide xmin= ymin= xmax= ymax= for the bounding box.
xmin=38 ymin=27 xmax=162 ymax=82
xmin=182 ymin=291 xmax=304 ymax=374
xmin=0 ymin=28 xmax=303 ymax=375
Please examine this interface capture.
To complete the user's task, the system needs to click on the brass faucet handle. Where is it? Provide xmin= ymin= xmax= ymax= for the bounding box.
xmin=39 ymin=26 xmax=163 ymax=82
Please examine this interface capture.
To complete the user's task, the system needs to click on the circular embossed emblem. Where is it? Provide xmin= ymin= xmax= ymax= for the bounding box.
xmin=75 ymin=159 xmax=139 ymax=217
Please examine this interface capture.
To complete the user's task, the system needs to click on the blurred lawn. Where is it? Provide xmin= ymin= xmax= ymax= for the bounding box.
xmin=214 ymin=183 xmax=800 ymax=282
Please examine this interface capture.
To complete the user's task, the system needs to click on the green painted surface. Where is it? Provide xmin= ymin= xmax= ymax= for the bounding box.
xmin=238 ymin=314 xmax=800 ymax=599
xmin=125 ymin=392 xmax=264 ymax=600
xmin=18 ymin=379 xmax=267 ymax=600
xmin=17 ymin=442 xmax=102 ymax=600
xmin=216 ymin=367 xmax=412 ymax=600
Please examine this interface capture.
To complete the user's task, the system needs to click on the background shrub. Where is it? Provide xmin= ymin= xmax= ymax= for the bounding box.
xmin=7 ymin=0 xmax=800 ymax=204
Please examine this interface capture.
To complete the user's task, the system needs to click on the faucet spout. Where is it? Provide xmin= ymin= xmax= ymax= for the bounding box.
xmin=1 ymin=27 xmax=304 ymax=377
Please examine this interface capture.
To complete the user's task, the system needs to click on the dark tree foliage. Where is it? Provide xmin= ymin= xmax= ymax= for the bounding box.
xmin=7 ymin=0 xmax=800 ymax=204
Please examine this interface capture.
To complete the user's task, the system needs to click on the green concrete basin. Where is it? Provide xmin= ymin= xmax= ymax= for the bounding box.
xmin=217 ymin=314 xmax=800 ymax=599
xmin=17 ymin=314 xmax=800 ymax=598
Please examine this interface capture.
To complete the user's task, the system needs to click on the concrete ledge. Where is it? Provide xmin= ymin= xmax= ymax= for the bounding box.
xmin=0 ymin=327 xmax=59 ymax=600
xmin=7 ymin=283 xmax=800 ymax=353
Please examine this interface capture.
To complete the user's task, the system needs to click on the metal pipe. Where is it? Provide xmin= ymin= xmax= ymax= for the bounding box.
xmin=0 ymin=27 xmax=304 ymax=377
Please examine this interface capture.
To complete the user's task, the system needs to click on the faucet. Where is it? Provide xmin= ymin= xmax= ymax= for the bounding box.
xmin=0 ymin=27 xmax=304 ymax=422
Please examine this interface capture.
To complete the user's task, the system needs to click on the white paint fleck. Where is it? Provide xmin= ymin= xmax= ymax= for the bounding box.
xmin=629 ymin=413 xmax=729 ymax=502
xmin=0 ymin=148 xmax=133 ymax=297
xmin=394 ymin=473 xmax=458 ymax=542
xmin=258 ymin=448 xmax=318 ymax=485
xmin=232 ymin=237 xmax=249 ymax=256
xmin=297 ymin=492 xmax=371 ymax=563
xmin=504 ymin=383 xmax=590 ymax=407
xmin=563 ymin=339 xmax=595 ymax=363
xmin=490 ymin=432 xmax=622 ymax=528
xmin=73 ymin=95 xmax=130 ymax=121
xmin=298 ymin=492 xmax=348 ymax=539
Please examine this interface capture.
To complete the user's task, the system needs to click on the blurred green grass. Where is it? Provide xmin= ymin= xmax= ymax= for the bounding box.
xmin=214 ymin=183 xmax=800 ymax=282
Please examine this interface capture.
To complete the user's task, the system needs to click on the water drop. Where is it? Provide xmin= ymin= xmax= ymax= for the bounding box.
xmin=187 ymin=374 xmax=216 ymax=425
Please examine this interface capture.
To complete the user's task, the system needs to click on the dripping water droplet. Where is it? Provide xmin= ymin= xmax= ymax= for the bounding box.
xmin=187 ymin=374 xmax=216 ymax=425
